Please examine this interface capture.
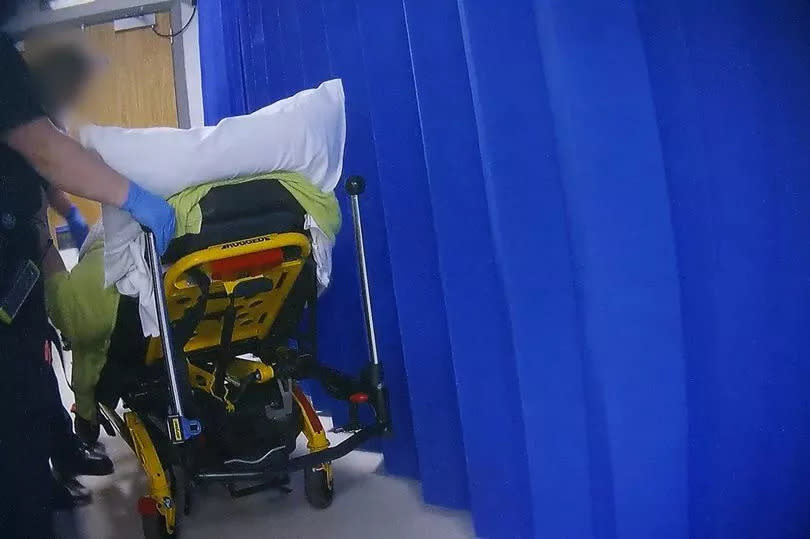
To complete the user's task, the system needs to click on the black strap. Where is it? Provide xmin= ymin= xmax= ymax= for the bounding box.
xmin=171 ymin=267 xmax=211 ymax=350
xmin=46 ymin=322 xmax=73 ymax=391
xmin=213 ymin=298 xmax=236 ymax=400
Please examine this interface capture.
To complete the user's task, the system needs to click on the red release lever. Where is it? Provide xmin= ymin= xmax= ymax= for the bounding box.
xmin=349 ymin=392 xmax=369 ymax=404
xmin=210 ymin=248 xmax=284 ymax=281
xmin=137 ymin=497 xmax=159 ymax=516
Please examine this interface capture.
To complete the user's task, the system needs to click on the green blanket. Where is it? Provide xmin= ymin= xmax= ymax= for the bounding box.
xmin=47 ymin=173 xmax=340 ymax=422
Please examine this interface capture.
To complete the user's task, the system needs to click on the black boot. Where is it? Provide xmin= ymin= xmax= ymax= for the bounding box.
xmin=51 ymin=476 xmax=92 ymax=511
xmin=74 ymin=416 xmax=101 ymax=446
xmin=54 ymin=442 xmax=114 ymax=477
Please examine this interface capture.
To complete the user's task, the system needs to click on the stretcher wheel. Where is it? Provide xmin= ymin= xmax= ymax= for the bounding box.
xmin=139 ymin=497 xmax=176 ymax=538
xmin=142 ymin=514 xmax=175 ymax=538
xmin=304 ymin=465 xmax=334 ymax=509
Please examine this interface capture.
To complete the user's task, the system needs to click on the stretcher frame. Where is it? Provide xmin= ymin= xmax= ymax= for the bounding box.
xmin=99 ymin=176 xmax=390 ymax=536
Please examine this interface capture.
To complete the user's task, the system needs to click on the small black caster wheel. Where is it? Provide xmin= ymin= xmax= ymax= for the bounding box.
xmin=141 ymin=514 xmax=176 ymax=539
xmin=304 ymin=464 xmax=334 ymax=509
xmin=139 ymin=497 xmax=176 ymax=538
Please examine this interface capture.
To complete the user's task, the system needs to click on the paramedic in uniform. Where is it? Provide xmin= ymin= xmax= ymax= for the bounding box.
xmin=0 ymin=2 xmax=176 ymax=536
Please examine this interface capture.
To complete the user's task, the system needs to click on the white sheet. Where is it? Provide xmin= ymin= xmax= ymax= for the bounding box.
xmin=80 ymin=80 xmax=346 ymax=336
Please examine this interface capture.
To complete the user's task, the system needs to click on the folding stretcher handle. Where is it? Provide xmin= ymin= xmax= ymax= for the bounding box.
xmin=346 ymin=176 xmax=379 ymax=367
xmin=345 ymin=177 xmax=390 ymax=429
xmin=143 ymin=228 xmax=201 ymax=443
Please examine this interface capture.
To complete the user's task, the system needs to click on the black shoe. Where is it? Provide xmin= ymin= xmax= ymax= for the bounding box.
xmin=58 ymin=443 xmax=115 ymax=477
xmin=51 ymin=477 xmax=92 ymax=511
xmin=74 ymin=416 xmax=101 ymax=446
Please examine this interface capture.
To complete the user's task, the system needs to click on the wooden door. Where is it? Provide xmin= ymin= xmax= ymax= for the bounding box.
xmin=74 ymin=14 xmax=178 ymax=130
xmin=26 ymin=14 xmax=178 ymax=239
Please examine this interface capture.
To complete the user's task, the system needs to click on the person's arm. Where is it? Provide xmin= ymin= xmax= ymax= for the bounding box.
xmin=5 ymin=118 xmax=128 ymax=206
xmin=46 ymin=185 xmax=89 ymax=248
xmin=0 ymin=34 xmax=174 ymax=254
xmin=4 ymin=119 xmax=175 ymax=253
xmin=46 ymin=185 xmax=74 ymax=218
xmin=34 ymin=193 xmax=66 ymax=278
xmin=41 ymin=240 xmax=67 ymax=278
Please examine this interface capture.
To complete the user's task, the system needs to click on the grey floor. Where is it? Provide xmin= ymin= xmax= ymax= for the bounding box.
xmin=53 ymin=250 xmax=474 ymax=539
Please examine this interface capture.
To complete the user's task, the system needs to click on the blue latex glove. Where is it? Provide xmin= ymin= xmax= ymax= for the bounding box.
xmin=121 ymin=181 xmax=176 ymax=255
xmin=65 ymin=205 xmax=89 ymax=249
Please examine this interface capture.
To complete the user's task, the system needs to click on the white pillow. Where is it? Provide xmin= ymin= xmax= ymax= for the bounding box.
xmin=79 ymin=79 xmax=346 ymax=196
xmin=80 ymin=79 xmax=346 ymax=337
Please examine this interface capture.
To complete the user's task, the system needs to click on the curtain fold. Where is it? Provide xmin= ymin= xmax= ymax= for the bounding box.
xmin=199 ymin=1 xmax=810 ymax=537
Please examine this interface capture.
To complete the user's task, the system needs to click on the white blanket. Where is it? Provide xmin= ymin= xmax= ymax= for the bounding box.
xmin=80 ymin=80 xmax=346 ymax=336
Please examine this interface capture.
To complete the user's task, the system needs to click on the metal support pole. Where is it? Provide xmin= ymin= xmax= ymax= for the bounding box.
xmin=345 ymin=177 xmax=390 ymax=431
xmin=346 ymin=176 xmax=380 ymax=366
xmin=144 ymin=229 xmax=200 ymax=442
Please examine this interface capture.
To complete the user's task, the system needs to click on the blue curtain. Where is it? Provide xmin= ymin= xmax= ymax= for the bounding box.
xmin=199 ymin=1 xmax=810 ymax=537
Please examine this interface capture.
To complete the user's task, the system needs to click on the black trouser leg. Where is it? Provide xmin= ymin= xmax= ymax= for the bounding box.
xmin=44 ymin=363 xmax=81 ymax=475
xmin=0 ymin=335 xmax=56 ymax=539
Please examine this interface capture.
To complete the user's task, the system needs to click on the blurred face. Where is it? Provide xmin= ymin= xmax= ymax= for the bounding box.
xmin=32 ymin=47 xmax=104 ymax=120
xmin=54 ymin=73 xmax=90 ymax=111
xmin=47 ymin=73 xmax=91 ymax=130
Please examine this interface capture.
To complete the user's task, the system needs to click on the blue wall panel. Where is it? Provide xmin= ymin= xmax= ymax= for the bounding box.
xmin=262 ymin=2 xmax=288 ymax=104
xmin=198 ymin=0 xmax=246 ymax=123
xmin=402 ymin=1 xmax=532 ymax=536
xmin=354 ymin=0 xmax=468 ymax=508
xmin=456 ymin=1 xmax=592 ymax=536
xmin=237 ymin=0 xmax=269 ymax=112
xmin=199 ymin=0 xmax=810 ymax=536
xmin=318 ymin=0 xmax=419 ymax=476
xmin=297 ymin=0 xmax=332 ymax=87
xmin=636 ymin=2 xmax=810 ymax=537
xmin=278 ymin=0 xmax=304 ymax=93
xmin=533 ymin=2 xmax=689 ymax=537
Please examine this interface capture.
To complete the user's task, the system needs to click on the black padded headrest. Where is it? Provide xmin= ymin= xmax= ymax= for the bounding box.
xmin=163 ymin=179 xmax=306 ymax=264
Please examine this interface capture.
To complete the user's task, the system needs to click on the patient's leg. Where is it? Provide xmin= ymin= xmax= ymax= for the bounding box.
xmin=45 ymin=244 xmax=120 ymax=434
